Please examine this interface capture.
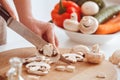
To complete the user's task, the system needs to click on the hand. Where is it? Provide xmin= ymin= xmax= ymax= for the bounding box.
xmin=20 ymin=17 xmax=59 ymax=47
xmin=0 ymin=0 xmax=16 ymax=19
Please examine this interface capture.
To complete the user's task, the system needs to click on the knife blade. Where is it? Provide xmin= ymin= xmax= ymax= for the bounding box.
xmin=0 ymin=5 xmax=71 ymax=64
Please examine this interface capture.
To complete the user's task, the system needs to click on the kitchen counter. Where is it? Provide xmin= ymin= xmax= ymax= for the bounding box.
xmin=0 ymin=0 xmax=120 ymax=79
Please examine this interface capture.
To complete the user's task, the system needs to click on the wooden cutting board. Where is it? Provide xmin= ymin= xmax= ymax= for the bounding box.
xmin=0 ymin=47 xmax=117 ymax=80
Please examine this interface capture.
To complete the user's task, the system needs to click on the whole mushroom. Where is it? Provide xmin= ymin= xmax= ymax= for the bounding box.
xmin=79 ymin=16 xmax=99 ymax=34
xmin=109 ymin=49 xmax=120 ymax=64
xmin=63 ymin=12 xmax=79 ymax=32
xmin=81 ymin=1 xmax=99 ymax=16
xmin=85 ymin=44 xmax=105 ymax=64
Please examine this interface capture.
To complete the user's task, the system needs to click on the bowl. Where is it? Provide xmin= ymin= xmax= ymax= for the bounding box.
xmin=56 ymin=0 xmax=120 ymax=45
xmin=64 ymin=29 xmax=120 ymax=45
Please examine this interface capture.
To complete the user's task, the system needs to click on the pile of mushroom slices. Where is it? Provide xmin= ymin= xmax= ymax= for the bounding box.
xmin=23 ymin=43 xmax=60 ymax=76
xmin=23 ymin=43 xmax=105 ymax=76
xmin=62 ymin=44 xmax=105 ymax=64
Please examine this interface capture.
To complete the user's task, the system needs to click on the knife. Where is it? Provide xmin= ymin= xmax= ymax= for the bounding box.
xmin=0 ymin=5 xmax=71 ymax=64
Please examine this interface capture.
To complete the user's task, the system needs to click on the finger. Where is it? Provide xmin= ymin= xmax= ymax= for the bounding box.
xmin=46 ymin=25 xmax=56 ymax=46
xmin=54 ymin=33 xmax=59 ymax=47
xmin=1 ymin=0 xmax=16 ymax=19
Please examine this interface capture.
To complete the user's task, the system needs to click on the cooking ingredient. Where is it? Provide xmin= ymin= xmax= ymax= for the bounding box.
xmin=51 ymin=0 xmax=81 ymax=28
xmin=69 ymin=0 xmax=105 ymax=10
xmin=55 ymin=65 xmax=66 ymax=71
xmin=23 ymin=56 xmax=42 ymax=63
xmin=63 ymin=12 xmax=79 ymax=32
xmin=38 ymin=43 xmax=59 ymax=57
xmin=109 ymin=49 xmax=120 ymax=65
xmin=72 ymin=44 xmax=90 ymax=56
xmin=66 ymin=65 xmax=75 ymax=72
xmin=105 ymin=13 xmax=120 ymax=24
xmin=79 ymin=16 xmax=98 ymax=34
xmin=95 ymin=12 xmax=120 ymax=34
xmin=96 ymin=73 xmax=106 ymax=79
xmin=95 ymin=22 xmax=120 ymax=34
xmin=94 ymin=5 xmax=120 ymax=24
xmin=81 ymin=1 xmax=99 ymax=16
xmin=85 ymin=44 xmax=105 ymax=64
xmin=26 ymin=62 xmax=51 ymax=76
xmin=62 ymin=53 xmax=84 ymax=63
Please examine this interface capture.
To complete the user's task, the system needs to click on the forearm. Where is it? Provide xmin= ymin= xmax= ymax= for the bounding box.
xmin=13 ymin=0 xmax=33 ymax=22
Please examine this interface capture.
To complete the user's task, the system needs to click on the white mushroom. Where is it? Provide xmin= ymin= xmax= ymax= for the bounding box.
xmin=66 ymin=65 xmax=75 ymax=72
xmin=38 ymin=43 xmax=60 ymax=63
xmin=63 ymin=12 xmax=79 ymax=32
xmin=72 ymin=45 xmax=90 ymax=56
xmin=85 ymin=44 xmax=105 ymax=64
xmin=81 ymin=1 xmax=99 ymax=16
xmin=62 ymin=53 xmax=84 ymax=63
xmin=23 ymin=56 xmax=43 ymax=63
xmin=55 ymin=65 xmax=66 ymax=71
xmin=109 ymin=49 xmax=120 ymax=64
xmin=26 ymin=62 xmax=51 ymax=76
xmin=79 ymin=16 xmax=98 ymax=34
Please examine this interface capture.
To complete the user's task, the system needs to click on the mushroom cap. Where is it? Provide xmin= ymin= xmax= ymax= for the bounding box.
xmin=79 ymin=16 xmax=98 ymax=34
xmin=109 ymin=49 xmax=120 ymax=64
xmin=81 ymin=1 xmax=99 ymax=16
xmin=63 ymin=12 xmax=79 ymax=32
xmin=72 ymin=45 xmax=90 ymax=55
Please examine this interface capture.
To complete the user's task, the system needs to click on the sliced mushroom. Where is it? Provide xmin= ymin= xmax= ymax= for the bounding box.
xmin=72 ymin=45 xmax=90 ymax=56
xmin=62 ymin=53 xmax=84 ymax=63
xmin=26 ymin=62 xmax=51 ymax=76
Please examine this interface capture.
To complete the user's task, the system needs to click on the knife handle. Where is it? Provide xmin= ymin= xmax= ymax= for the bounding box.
xmin=0 ymin=5 xmax=11 ymax=22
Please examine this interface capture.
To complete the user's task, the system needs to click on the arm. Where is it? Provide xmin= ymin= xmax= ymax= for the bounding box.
xmin=13 ymin=0 xmax=59 ymax=47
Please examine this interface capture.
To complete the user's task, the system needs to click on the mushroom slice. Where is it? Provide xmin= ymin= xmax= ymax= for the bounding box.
xmin=72 ymin=45 xmax=90 ymax=56
xmin=62 ymin=53 xmax=84 ymax=63
xmin=23 ymin=56 xmax=43 ymax=63
xmin=26 ymin=62 xmax=51 ymax=76
xmin=38 ymin=43 xmax=61 ymax=63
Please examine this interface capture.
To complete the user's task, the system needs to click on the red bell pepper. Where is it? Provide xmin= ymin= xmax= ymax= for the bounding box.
xmin=51 ymin=0 xmax=81 ymax=28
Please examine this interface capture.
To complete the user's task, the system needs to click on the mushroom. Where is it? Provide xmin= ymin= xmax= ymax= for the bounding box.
xmin=71 ymin=45 xmax=90 ymax=56
xmin=26 ymin=62 xmax=51 ymax=76
xmin=79 ymin=16 xmax=99 ymax=34
xmin=38 ymin=43 xmax=61 ymax=63
xmin=81 ymin=1 xmax=99 ymax=16
xmin=23 ymin=56 xmax=43 ymax=64
xmin=66 ymin=65 xmax=75 ymax=72
xmin=109 ymin=49 xmax=120 ymax=65
xmin=85 ymin=44 xmax=105 ymax=64
xmin=63 ymin=12 xmax=79 ymax=32
xmin=62 ymin=53 xmax=84 ymax=63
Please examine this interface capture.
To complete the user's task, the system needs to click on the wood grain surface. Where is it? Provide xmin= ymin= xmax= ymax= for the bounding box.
xmin=0 ymin=47 xmax=117 ymax=80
